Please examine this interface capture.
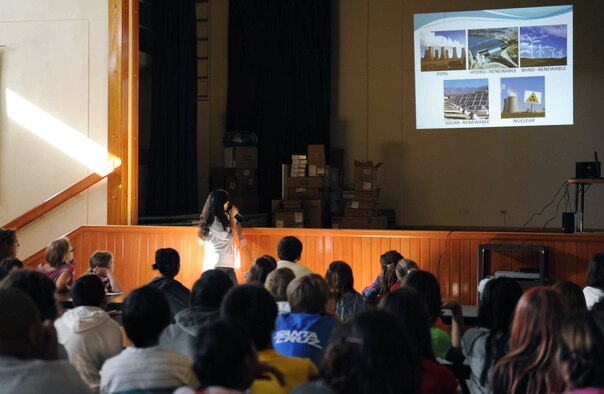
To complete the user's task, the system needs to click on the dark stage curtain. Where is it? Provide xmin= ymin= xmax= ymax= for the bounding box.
xmin=227 ymin=0 xmax=331 ymax=211
xmin=147 ymin=0 xmax=199 ymax=216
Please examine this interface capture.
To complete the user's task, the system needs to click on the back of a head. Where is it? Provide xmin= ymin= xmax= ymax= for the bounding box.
xmin=559 ymin=312 xmax=604 ymax=390
xmin=247 ymin=255 xmax=277 ymax=285
xmin=194 ymin=319 xmax=255 ymax=390
xmin=0 ymin=288 xmax=40 ymax=351
xmin=199 ymin=189 xmax=230 ymax=240
xmin=401 ymin=270 xmax=441 ymax=323
xmin=0 ymin=258 xmax=23 ymax=282
xmin=287 ymin=273 xmax=329 ymax=314
xmin=0 ymin=269 xmax=57 ymax=321
xmin=0 ymin=228 xmax=17 ymax=260
xmin=45 ymin=237 xmax=70 ymax=267
xmin=381 ymin=287 xmax=434 ymax=359
xmin=221 ymin=284 xmax=278 ymax=350
xmin=277 ymin=236 xmax=303 ymax=262
xmin=586 ymin=252 xmax=604 ymax=289
xmin=153 ymin=248 xmax=180 ymax=278
xmin=123 ymin=286 xmax=171 ymax=346
xmin=325 ymin=261 xmax=354 ymax=300
xmin=71 ymin=275 xmax=106 ymax=307
xmin=322 ymin=310 xmax=421 ymax=394
xmin=553 ymin=280 xmax=587 ymax=313
xmin=479 ymin=277 xmax=523 ymax=331
xmin=265 ymin=267 xmax=295 ymax=301
xmin=88 ymin=250 xmax=114 ymax=272
xmin=395 ymin=259 xmax=418 ymax=280
xmin=191 ymin=269 xmax=233 ymax=308
xmin=380 ymin=250 xmax=404 ymax=270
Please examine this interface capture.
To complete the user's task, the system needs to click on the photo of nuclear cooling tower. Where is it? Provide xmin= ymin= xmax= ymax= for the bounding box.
xmin=420 ymin=30 xmax=467 ymax=71
xmin=501 ymin=76 xmax=545 ymax=118
xmin=444 ymin=79 xmax=489 ymax=120
xmin=468 ymin=28 xmax=519 ymax=69
xmin=519 ymin=25 xmax=567 ymax=67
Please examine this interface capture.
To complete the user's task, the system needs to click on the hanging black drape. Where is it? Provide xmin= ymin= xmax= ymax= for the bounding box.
xmin=147 ymin=0 xmax=198 ymax=216
xmin=227 ymin=0 xmax=331 ymax=212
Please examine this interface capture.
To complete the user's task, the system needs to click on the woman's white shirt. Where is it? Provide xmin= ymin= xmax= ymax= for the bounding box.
xmin=203 ymin=218 xmax=234 ymax=270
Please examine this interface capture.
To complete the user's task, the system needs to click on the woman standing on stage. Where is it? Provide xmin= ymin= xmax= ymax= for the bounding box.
xmin=198 ymin=189 xmax=245 ymax=285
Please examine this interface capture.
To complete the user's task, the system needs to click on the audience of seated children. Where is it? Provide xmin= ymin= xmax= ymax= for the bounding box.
xmin=275 ymin=236 xmax=312 ymax=277
xmin=0 ymin=228 xmax=19 ymax=260
xmin=0 ymin=288 xmax=91 ymax=393
xmin=273 ymin=274 xmax=338 ymax=367
xmin=37 ymin=237 xmax=76 ymax=292
xmin=553 ymin=280 xmax=588 ymax=313
xmin=559 ymin=312 xmax=604 ymax=394
xmin=584 ymin=253 xmax=604 ymax=309
xmin=87 ymin=251 xmax=123 ymax=293
xmin=100 ymin=286 xmax=198 ymax=394
xmin=325 ymin=261 xmax=365 ymax=322
xmin=389 ymin=258 xmax=419 ymax=292
xmin=221 ymin=284 xmax=318 ymax=393
xmin=292 ymin=310 xmax=421 ymax=394
xmin=461 ymin=277 xmax=523 ymax=394
xmin=246 ymin=255 xmax=277 ymax=284
xmin=54 ymin=275 xmax=122 ymax=392
xmin=265 ymin=267 xmax=296 ymax=314
xmin=490 ymin=287 xmax=569 ymax=394
xmin=0 ymin=258 xmax=23 ymax=282
xmin=160 ymin=269 xmax=233 ymax=358
xmin=381 ymin=287 xmax=458 ymax=394
xmin=362 ymin=250 xmax=403 ymax=302
xmin=146 ymin=248 xmax=191 ymax=320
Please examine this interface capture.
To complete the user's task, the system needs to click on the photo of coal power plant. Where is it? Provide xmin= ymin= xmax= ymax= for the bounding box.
xmin=468 ymin=28 xmax=519 ymax=69
xmin=500 ymin=76 xmax=545 ymax=118
xmin=444 ymin=79 xmax=489 ymax=120
xmin=520 ymin=25 xmax=567 ymax=67
xmin=420 ymin=30 xmax=466 ymax=71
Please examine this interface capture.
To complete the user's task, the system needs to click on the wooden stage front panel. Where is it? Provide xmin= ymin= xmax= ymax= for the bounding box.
xmin=24 ymin=226 xmax=604 ymax=305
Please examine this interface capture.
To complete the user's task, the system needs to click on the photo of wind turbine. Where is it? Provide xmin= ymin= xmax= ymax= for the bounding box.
xmin=519 ymin=25 xmax=567 ymax=67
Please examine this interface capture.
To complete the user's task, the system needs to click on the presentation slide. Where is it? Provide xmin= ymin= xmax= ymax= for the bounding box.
xmin=413 ymin=6 xmax=573 ymax=130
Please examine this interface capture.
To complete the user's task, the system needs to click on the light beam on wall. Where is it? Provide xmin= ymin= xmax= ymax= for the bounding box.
xmin=6 ymin=88 xmax=121 ymax=176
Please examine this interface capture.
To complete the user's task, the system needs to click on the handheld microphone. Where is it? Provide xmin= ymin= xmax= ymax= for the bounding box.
xmin=228 ymin=204 xmax=244 ymax=222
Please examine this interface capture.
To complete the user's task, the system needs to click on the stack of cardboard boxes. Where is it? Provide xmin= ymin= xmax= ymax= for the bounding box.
xmin=211 ymin=146 xmax=259 ymax=213
xmin=332 ymin=160 xmax=387 ymax=229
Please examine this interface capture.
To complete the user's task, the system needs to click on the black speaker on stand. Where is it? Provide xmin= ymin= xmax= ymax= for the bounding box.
xmin=562 ymin=212 xmax=576 ymax=234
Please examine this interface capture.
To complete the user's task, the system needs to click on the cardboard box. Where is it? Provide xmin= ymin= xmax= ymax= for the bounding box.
xmin=287 ymin=187 xmax=322 ymax=200
xmin=345 ymin=200 xmax=375 ymax=210
xmin=231 ymin=196 xmax=260 ymax=213
xmin=224 ymin=147 xmax=258 ymax=169
xmin=354 ymin=160 xmax=382 ymax=191
xmin=331 ymin=216 xmax=387 ymax=229
xmin=287 ymin=176 xmax=326 ymax=189
xmin=224 ymin=175 xmax=258 ymax=197
xmin=274 ymin=210 xmax=304 ymax=228
xmin=303 ymin=200 xmax=324 ymax=228
xmin=344 ymin=208 xmax=374 ymax=217
xmin=342 ymin=190 xmax=380 ymax=201
xmin=308 ymin=144 xmax=326 ymax=176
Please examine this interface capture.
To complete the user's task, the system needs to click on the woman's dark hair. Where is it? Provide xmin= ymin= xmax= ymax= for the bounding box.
xmin=0 ymin=229 xmax=17 ymax=261
xmin=199 ymin=190 xmax=230 ymax=240
xmin=379 ymin=250 xmax=403 ymax=297
xmin=381 ymin=287 xmax=435 ymax=360
xmin=191 ymin=269 xmax=234 ymax=308
xmin=0 ymin=258 xmax=23 ymax=282
xmin=477 ymin=277 xmax=523 ymax=386
xmin=559 ymin=312 xmax=604 ymax=390
xmin=553 ymin=280 xmax=587 ymax=313
xmin=247 ymin=255 xmax=277 ymax=285
xmin=401 ymin=270 xmax=441 ymax=324
xmin=194 ymin=319 xmax=256 ymax=390
xmin=152 ymin=248 xmax=180 ymax=278
xmin=0 ymin=269 xmax=57 ymax=321
xmin=586 ymin=252 xmax=604 ymax=290
xmin=321 ymin=310 xmax=421 ymax=394
xmin=325 ymin=260 xmax=355 ymax=301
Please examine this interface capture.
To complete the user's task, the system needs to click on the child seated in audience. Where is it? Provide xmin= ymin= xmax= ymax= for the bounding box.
xmin=559 ymin=312 xmax=604 ymax=393
xmin=273 ymin=274 xmax=338 ymax=367
xmin=0 ymin=228 xmax=19 ymax=260
xmin=0 ymin=288 xmax=92 ymax=393
xmin=490 ymin=287 xmax=568 ymax=394
xmin=37 ymin=237 xmax=76 ymax=292
xmin=87 ymin=251 xmax=122 ymax=293
xmin=160 ymin=269 xmax=233 ymax=358
xmin=553 ymin=280 xmax=588 ymax=313
xmin=246 ymin=255 xmax=277 ymax=284
xmin=325 ymin=261 xmax=364 ymax=322
xmin=54 ymin=275 xmax=122 ymax=392
xmin=461 ymin=277 xmax=522 ymax=394
xmin=584 ymin=252 xmax=604 ymax=309
xmin=361 ymin=250 xmax=403 ymax=302
xmin=146 ymin=248 xmax=191 ymax=320
xmin=389 ymin=258 xmax=419 ymax=292
xmin=292 ymin=310 xmax=421 ymax=394
xmin=381 ymin=288 xmax=458 ymax=394
xmin=0 ymin=258 xmax=23 ymax=282
xmin=222 ymin=284 xmax=318 ymax=393
xmin=100 ymin=286 xmax=198 ymax=394
xmin=265 ymin=267 xmax=296 ymax=314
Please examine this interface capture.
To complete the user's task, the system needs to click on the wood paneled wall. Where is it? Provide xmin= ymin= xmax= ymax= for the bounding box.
xmin=24 ymin=226 xmax=604 ymax=305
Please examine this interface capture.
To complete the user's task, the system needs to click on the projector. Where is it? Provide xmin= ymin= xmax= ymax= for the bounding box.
xmin=575 ymin=162 xmax=601 ymax=179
